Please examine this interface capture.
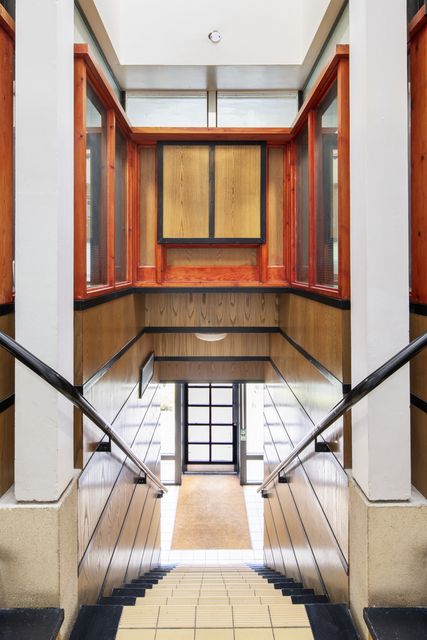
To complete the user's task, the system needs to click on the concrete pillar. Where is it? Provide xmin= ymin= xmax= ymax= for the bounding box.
xmin=15 ymin=0 xmax=74 ymax=501
xmin=349 ymin=0 xmax=411 ymax=501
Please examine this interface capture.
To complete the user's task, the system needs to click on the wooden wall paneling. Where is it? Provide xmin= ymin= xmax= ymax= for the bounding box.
xmin=161 ymin=145 xmax=210 ymax=240
xmin=285 ymin=144 xmax=294 ymax=284
xmin=0 ymin=405 xmax=14 ymax=496
xmin=264 ymin=390 xmax=348 ymax=602
xmin=125 ymin=482 xmax=158 ymax=582
xmin=157 ymin=360 xmax=266 ymax=383
xmin=410 ymin=23 xmax=427 ymax=303
xmin=279 ymin=293 xmax=350 ymax=383
xmin=140 ymin=498 xmax=161 ymax=575
xmin=214 ymin=145 xmax=262 ymax=239
xmin=74 ymin=57 xmax=88 ymax=299
xmin=166 ymin=247 xmax=258 ymax=267
xmin=337 ymin=58 xmax=350 ymax=300
xmin=107 ymin=110 xmax=116 ymax=287
xmin=163 ymin=265 xmax=259 ymax=284
xmin=132 ymin=127 xmax=292 ymax=145
xmin=263 ymin=520 xmax=275 ymax=568
xmin=263 ymin=493 xmax=286 ymax=574
xmin=411 ymin=405 xmax=427 ymax=497
xmin=0 ymin=312 xmax=14 ymax=400
xmin=145 ymin=292 xmax=279 ymax=327
xmin=266 ymin=372 xmax=348 ymax=557
xmin=153 ymin=333 xmax=269 ymax=358
xmin=0 ymin=27 xmax=13 ymax=305
xmin=410 ymin=313 xmax=427 ymax=402
xmin=139 ymin=146 xmax=157 ymax=269
xmin=267 ymin=147 xmax=285 ymax=267
xmin=152 ymin=528 xmax=161 ymax=569
xmin=78 ymin=383 xmax=158 ymax=559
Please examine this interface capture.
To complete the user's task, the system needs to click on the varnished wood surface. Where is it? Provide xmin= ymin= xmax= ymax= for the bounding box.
xmin=153 ymin=333 xmax=269 ymax=358
xmin=264 ymin=375 xmax=349 ymax=602
xmin=162 ymin=145 xmax=210 ymax=239
xmin=0 ymin=405 xmax=14 ymax=496
xmin=139 ymin=147 xmax=157 ymax=266
xmin=410 ymin=312 xmax=427 ymax=402
xmin=267 ymin=148 xmax=285 ymax=267
xmin=132 ymin=127 xmax=292 ymax=144
xmin=410 ymin=22 xmax=427 ymax=303
xmin=279 ymin=293 xmax=351 ymax=383
xmin=166 ymin=247 xmax=258 ymax=267
xmin=145 ymin=292 xmax=279 ymax=327
xmin=214 ymin=145 xmax=261 ymax=239
xmin=74 ymin=57 xmax=88 ymax=300
xmin=157 ymin=360 xmax=266 ymax=383
xmin=0 ymin=27 xmax=14 ymax=305
xmin=337 ymin=58 xmax=350 ymax=301
xmin=0 ymin=312 xmax=14 ymax=400
xmin=411 ymin=405 xmax=427 ymax=498
xmin=164 ymin=265 xmax=260 ymax=284
xmin=0 ymin=6 xmax=14 ymax=39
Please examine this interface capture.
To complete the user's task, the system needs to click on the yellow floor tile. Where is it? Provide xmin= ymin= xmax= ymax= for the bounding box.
xmin=195 ymin=605 xmax=233 ymax=628
xmin=157 ymin=606 xmax=196 ymax=629
xmin=119 ymin=606 xmax=159 ymax=629
xmin=228 ymin=596 xmax=261 ymax=604
xmin=273 ymin=629 xmax=314 ymax=640
xmin=235 ymin=629 xmax=274 ymax=640
xmin=155 ymin=630 xmax=194 ymax=640
xmin=167 ymin=598 xmax=199 ymax=605
xmin=268 ymin=604 xmax=310 ymax=628
xmin=116 ymin=630 xmax=156 ymax=640
xmin=194 ymin=629 xmax=234 ymax=640
xmin=233 ymin=604 xmax=271 ymax=628
xmin=261 ymin=596 xmax=292 ymax=604
xmin=198 ymin=598 xmax=230 ymax=605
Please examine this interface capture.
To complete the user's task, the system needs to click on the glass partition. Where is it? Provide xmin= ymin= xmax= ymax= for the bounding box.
xmin=295 ymin=126 xmax=309 ymax=283
xmin=315 ymin=82 xmax=338 ymax=288
xmin=86 ymin=86 xmax=108 ymax=287
xmin=114 ymin=127 xmax=127 ymax=282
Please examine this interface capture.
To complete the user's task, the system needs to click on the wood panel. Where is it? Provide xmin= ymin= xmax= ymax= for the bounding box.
xmin=145 ymin=292 xmax=279 ymax=327
xmin=215 ymin=145 xmax=261 ymax=239
xmin=74 ymin=57 xmax=87 ymax=300
xmin=279 ymin=293 xmax=350 ymax=383
xmin=139 ymin=146 xmax=157 ymax=266
xmin=0 ymin=405 xmax=14 ymax=496
xmin=410 ymin=23 xmax=427 ymax=303
xmin=411 ymin=405 xmax=427 ymax=498
xmin=0 ymin=26 xmax=14 ymax=305
xmin=167 ymin=247 xmax=257 ymax=267
xmin=162 ymin=145 xmax=210 ymax=239
xmin=157 ymin=360 xmax=266 ymax=383
xmin=410 ymin=312 xmax=427 ymax=402
xmin=268 ymin=148 xmax=285 ymax=266
xmin=0 ymin=312 xmax=14 ymax=400
xmin=153 ymin=333 xmax=269 ymax=358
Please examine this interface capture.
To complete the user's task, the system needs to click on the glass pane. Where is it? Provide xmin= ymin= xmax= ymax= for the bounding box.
xmin=188 ymin=406 xmax=209 ymax=424
xmin=161 ymin=460 xmax=175 ymax=483
xmin=246 ymin=459 xmax=264 ymax=483
xmin=160 ymin=384 xmax=175 ymax=455
xmin=86 ymin=87 xmax=108 ymax=288
xmin=245 ymin=384 xmax=264 ymax=454
xmin=211 ymin=387 xmax=233 ymax=405
xmin=316 ymin=82 xmax=339 ymax=289
xmin=188 ymin=386 xmax=210 ymax=405
xmin=211 ymin=425 xmax=233 ymax=443
xmin=211 ymin=407 xmax=233 ymax=424
xmin=126 ymin=91 xmax=208 ymax=126
xmin=188 ymin=444 xmax=210 ymax=462
xmin=295 ymin=125 xmax=309 ymax=283
xmin=217 ymin=91 xmax=298 ymax=127
xmin=115 ymin=127 xmax=127 ymax=282
xmin=211 ymin=444 xmax=233 ymax=462
xmin=188 ymin=425 xmax=210 ymax=443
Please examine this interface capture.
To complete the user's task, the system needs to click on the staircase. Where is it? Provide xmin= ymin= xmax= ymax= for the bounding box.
xmin=70 ymin=563 xmax=360 ymax=639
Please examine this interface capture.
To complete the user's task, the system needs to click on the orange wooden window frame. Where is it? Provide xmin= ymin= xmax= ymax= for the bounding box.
xmin=0 ymin=7 xmax=14 ymax=306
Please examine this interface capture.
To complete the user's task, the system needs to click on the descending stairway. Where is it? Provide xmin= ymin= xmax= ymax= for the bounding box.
xmin=70 ymin=563 xmax=360 ymax=639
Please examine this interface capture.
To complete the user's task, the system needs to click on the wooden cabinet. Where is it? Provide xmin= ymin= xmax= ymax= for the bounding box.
xmin=158 ymin=142 xmax=266 ymax=243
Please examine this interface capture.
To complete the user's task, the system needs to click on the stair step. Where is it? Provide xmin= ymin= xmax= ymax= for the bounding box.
xmin=306 ymin=603 xmax=360 ymax=640
xmin=291 ymin=595 xmax=329 ymax=604
xmin=281 ymin=588 xmax=315 ymax=596
xmin=112 ymin=587 xmax=146 ymax=597
xmin=69 ymin=605 xmax=122 ymax=640
xmin=98 ymin=596 xmax=137 ymax=606
xmin=364 ymin=607 xmax=427 ymax=640
xmin=0 ymin=608 xmax=64 ymax=640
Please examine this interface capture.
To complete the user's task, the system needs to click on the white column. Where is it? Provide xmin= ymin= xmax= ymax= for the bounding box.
xmin=349 ymin=0 xmax=410 ymax=500
xmin=15 ymin=0 xmax=74 ymax=501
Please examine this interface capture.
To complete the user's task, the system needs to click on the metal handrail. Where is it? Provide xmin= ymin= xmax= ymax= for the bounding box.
xmin=259 ymin=332 xmax=427 ymax=493
xmin=0 ymin=330 xmax=167 ymax=494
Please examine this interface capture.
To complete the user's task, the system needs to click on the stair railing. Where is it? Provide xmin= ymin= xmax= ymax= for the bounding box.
xmin=258 ymin=332 xmax=427 ymax=493
xmin=0 ymin=330 xmax=168 ymax=494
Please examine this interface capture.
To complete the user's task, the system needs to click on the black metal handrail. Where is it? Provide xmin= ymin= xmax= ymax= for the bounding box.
xmin=0 ymin=330 xmax=167 ymax=494
xmin=259 ymin=332 xmax=427 ymax=493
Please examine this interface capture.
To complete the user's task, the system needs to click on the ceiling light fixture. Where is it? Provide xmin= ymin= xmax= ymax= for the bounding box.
xmin=209 ymin=30 xmax=221 ymax=43
xmin=195 ymin=332 xmax=228 ymax=342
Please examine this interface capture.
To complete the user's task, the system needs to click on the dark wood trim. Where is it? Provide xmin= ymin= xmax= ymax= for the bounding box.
xmin=0 ymin=302 xmax=14 ymax=316
xmin=411 ymin=393 xmax=427 ymax=414
xmin=0 ymin=5 xmax=14 ymax=40
xmin=154 ymin=356 xmax=270 ymax=362
xmin=145 ymin=326 xmax=279 ymax=334
xmin=132 ymin=127 xmax=292 ymax=145
xmin=411 ymin=302 xmax=427 ymax=316
xmin=0 ymin=393 xmax=14 ymax=414
xmin=408 ymin=3 xmax=427 ymax=40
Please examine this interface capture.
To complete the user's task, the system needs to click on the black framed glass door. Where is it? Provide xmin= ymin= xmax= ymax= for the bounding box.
xmin=183 ymin=383 xmax=239 ymax=471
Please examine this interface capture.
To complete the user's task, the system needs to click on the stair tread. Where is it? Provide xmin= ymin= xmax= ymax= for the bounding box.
xmin=363 ymin=607 xmax=427 ymax=640
xmin=0 ymin=608 xmax=64 ymax=640
xmin=305 ymin=603 xmax=360 ymax=640
xmin=69 ymin=605 xmax=122 ymax=640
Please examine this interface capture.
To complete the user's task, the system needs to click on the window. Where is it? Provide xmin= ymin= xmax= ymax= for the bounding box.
xmin=114 ymin=127 xmax=127 ymax=283
xmin=217 ymin=91 xmax=298 ymax=127
xmin=86 ymin=87 xmax=108 ymax=288
xmin=315 ymin=82 xmax=338 ymax=288
xmin=126 ymin=91 xmax=208 ymax=127
xmin=295 ymin=126 xmax=309 ymax=283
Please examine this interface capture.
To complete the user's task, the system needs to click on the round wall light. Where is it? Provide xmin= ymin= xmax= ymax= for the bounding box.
xmin=209 ymin=30 xmax=221 ymax=43
xmin=195 ymin=332 xmax=228 ymax=342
